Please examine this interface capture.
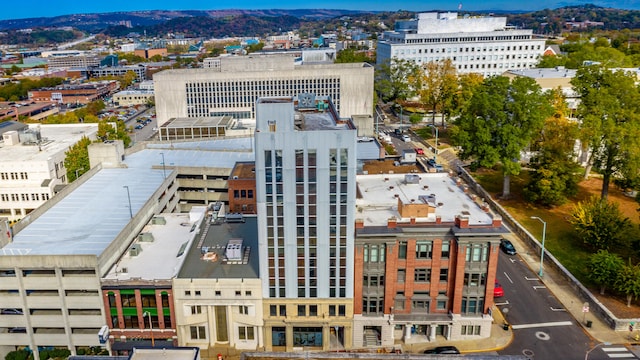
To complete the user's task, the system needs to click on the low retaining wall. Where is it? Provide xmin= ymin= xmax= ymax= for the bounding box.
xmin=456 ymin=165 xmax=639 ymax=331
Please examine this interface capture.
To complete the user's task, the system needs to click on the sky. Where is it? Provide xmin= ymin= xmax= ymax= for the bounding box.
xmin=4 ymin=0 xmax=640 ymax=21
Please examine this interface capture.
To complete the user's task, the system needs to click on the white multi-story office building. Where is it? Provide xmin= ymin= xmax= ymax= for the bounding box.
xmin=153 ymin=56 xmax=373 ymax=125
xmin=0 ymin=123 xmax=99 ymax=222
xmin=377 ymin=12 xmax=546 ymax=77
xmin=254 ymin=94 xmax=356 ymax=351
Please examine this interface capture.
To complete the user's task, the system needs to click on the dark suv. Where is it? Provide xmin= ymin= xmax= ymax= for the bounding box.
xmin=424 ymin=346 xmax=460 ymax=354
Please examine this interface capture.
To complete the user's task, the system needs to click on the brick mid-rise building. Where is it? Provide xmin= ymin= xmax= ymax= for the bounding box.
xmin=353 ymin=173 xmax=506 ymax=348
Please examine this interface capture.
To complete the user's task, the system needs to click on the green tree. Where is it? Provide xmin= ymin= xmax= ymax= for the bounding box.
xmin=64 ymin=136 xmax=91 ymax=182
xmin=98 ymin=120 xmax=131 ymax=148
xmin=572 ymin=66 xmax=640 ymax=199
xmin=336 ymin=48 xmax=374 ymax=64
xmin=375 ymin=58 xmax=420 ymax=103
xmin=524 ymin=88 xmax=581 ymax=207
xmin=448 ymin=72 xmax=484 ymax=123
xmin=615 ymin=262 xmax=640 ymax=307
xmin=588 ymin=250 xmax=624 ymax=295
xmin=571 ymin=196 xmax=633 ymax=251
xmin=450 ymin=76 xmax=553 ymax=198
xmin=416 ymin=59 xmax=457 ymax=125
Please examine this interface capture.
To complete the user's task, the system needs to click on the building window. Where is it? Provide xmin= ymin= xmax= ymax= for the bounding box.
xmin=441 ymin=241 xmax=450 ymax=258
xmin=338 ymin=305 xmax=346 ymax=316
xmin=363 ymin=244 xmax=385 ymax=263
xmin=461 ymin=297 xmax=485 ymax=314
xmin=309 ymin=305 xmax=317 ymax=316
xmin=239 ymin=326 xmax=255 ymax=340
xmin=185 ymin=291 xmax=191 ymax=296
xmin=191 ymin=305 xmax=202 ymax=314
xmin=270 ymin=305 xmax=277 ymax=316
xmin=414 ymin=268 xmax=431 ymax=282
xmin=464 ymin=273 xmax=486 ymax=287
xmin=412 ymin=300 xmax=430 ymax=311
xmin=280 ymin=305 xmax=286 ymax=316
xmin=461 ymin=325 xmax=481 ymax=335
xmin=439 ymin=268 xmax=449 ymax=282
xmin=190 ymin=326 xmax=206 ymax=340
xmin=298 ymin=305 xmax=306 ymax=316
xmin=239 ymin=305 xmax=249 ymax=315
xmin=235 ymin=291 xmax=241 ymax=296
xmin=195 ymin=290 xmax=201 ymax=296
xmin=465 ymin=243 xmax=489 ymax=262
xmin=416 ymin=241 xmax=432 ymax=259
xmin=245 ymin=290 xmax=252 ymax=296
xmin=215 ymin=290 xmax=221 ymax=296
xmin=398 ymin=241 xmax=407 ymax=259
xmin=329 ymin=305 xmax=336 ymax=316
xmin=363 ymin=297 xmax=384 ymax=315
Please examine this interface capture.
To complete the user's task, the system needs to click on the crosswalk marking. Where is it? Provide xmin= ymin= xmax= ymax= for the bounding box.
xmin=510 ymin=321 xmax=573 ymax=329
xmin=607 ymin=354 xmax=635 ymax=358
xmin=602 ymin=347 xmax=636 ymax=359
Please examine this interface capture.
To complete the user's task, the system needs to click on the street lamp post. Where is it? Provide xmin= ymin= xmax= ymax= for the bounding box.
xmin=142 ymin=311 xmax=155 ymax=347
xmin=75 ymin=169 xmax=80 ymax=181
xmin=531 ymin=216 xmax=547 ymax=277
xmin=160 ymin=152 xmax=166 ymax=179
xmin=433 ymin=126 xmax=439 ymax=163
xmin=123 ymin=186 xmax=132 ymax=219
xmin=585 ymin=342 xmax=611 ymax=360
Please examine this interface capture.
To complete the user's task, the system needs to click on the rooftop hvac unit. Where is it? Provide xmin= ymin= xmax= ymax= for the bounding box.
xmin=225 ymin=239 xmax=243 ymax=261
xmin=137 ymin=233 xmax=154 ymax=242
xmin=129 ymin=244 xmax=142 ymax=257
xmin=151 ymin=216 xmax=166 ymax=225
xmin=225 ymin=213 xmax=245 ymax=223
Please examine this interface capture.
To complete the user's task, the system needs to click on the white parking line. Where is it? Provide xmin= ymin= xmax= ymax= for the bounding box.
xmin=503 ymin=272 xmax=513 ymax=284
xmin=495 ymin=300 xmax=510 ymax=306
xmin=511 ymin=321 xmax=573 ymax=329
xmin=533 ymin=285 xmax=547 ymax=290
xmin=550 ymin=307 xmax=566 ymax=312
xmin=525 ymin=277 xmax=539 ymax=281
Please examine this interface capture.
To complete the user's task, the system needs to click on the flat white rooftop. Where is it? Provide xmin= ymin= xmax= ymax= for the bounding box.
xmin=103 ymin=210 xmax=205 ymax=281
xmin=0 ymin=123 xmax=99 ymax=163
xmin=3 ymin=167 xmax=165 ymax=256
xmin=2 ymin=137 xmax=255 ymax=257
xmin=356 ymin=173 xmax=493 ymax=227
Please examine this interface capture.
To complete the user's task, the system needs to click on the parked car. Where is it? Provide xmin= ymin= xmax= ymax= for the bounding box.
xmin=9 ymin=327 xmax=26 ymax=333
xmin=494 ymin=281 xmax=504 ymax=298
xmin=134 ymin=124 xmax=143 ymax=130
xmin=402 ymin=134 xmax=411 ymax=142
xmin=1 ymin=308 xmax=23 ymax=315
xmin=423 ymin=346 xmax=460 ymax=354
xmin=415 ymin=148 xmax=424 ymax=155
xmin=500 ymin=239 xmax=517 ymax=255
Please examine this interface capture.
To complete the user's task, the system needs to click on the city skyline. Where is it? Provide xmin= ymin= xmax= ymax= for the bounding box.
xmin=3 ymin=0 xmax=640 ymax=21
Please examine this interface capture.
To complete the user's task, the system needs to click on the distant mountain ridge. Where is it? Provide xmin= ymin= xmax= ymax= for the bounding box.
xmin=0 ymin=9 xmax=371 ymax=32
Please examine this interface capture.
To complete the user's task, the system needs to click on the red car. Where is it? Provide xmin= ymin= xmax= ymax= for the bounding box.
xmin=415 ymin=148 xmax=424 ymax=155
xmin=494 ymin=281 xmax=504 ymax=298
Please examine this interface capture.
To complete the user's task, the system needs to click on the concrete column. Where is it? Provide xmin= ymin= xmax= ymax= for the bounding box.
xmin=404 ymin=324 xmax=412 ymax=340
xmin=429 ymin=325 xmax=436 ymax=341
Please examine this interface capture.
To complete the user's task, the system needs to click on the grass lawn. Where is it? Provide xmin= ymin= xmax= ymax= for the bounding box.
xmin=471 ymin=169 xmax=639 ymax=287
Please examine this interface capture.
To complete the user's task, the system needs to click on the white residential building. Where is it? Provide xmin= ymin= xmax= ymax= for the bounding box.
xmin=377 ymin=12 xmax=546 ymax=77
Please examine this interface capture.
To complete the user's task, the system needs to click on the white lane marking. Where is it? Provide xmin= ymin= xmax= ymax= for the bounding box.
xmin=525 ymin=277 xmax=539 ymax=281
xmin=511 ymin=321 xmax=573 ymax=329
xmin=533 ymin=286 xmax=547 ymax=290
xmin=495 ymin=300 xmax=510 ymax=306
xmin=550 ymin=307 xmax=566 ymax=312
xmin=503 ymin=272 xmax=513 ymax=284
xmin=509 ymin=258 xmax=517 ymax=263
